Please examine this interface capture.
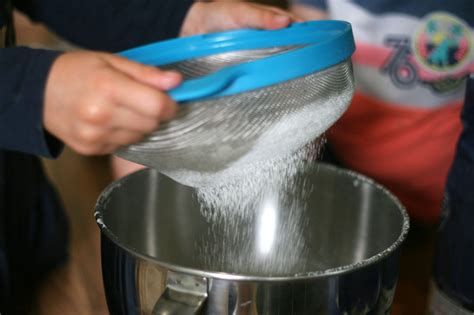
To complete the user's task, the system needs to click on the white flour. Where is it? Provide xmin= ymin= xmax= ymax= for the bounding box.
xmin=195 ymin=138 xmax=326 ymax=276
xmin=160 ymin=76 xmax=352 ymax=188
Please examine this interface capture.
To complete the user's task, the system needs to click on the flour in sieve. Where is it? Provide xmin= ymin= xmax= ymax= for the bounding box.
xmin=160 ymin=79 xmax=353 ymax=188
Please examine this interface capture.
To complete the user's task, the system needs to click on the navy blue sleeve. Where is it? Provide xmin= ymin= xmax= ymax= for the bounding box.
xmin=433 ymin=75 xmax=474 ymax=308
xmin=0 ymin=47 xmax=62 ymax=158
xmin=0 ymin=0 xmax=194 ymax=158
xmin=293 ymin=0 xmax=327 ymax=10
xmin=14 ymin=0 xmax=195 ymax=52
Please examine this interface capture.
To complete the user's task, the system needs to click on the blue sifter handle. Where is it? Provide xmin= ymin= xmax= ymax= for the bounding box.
xmin=119 ymin=20 xmax=356 ymax=103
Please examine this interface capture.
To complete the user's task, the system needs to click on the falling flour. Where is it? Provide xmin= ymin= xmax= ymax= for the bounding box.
xmin=195 ymin=138 xmax=326 ymax=276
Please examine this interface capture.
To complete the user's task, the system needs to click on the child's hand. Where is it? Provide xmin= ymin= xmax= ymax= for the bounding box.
xmin=180 ymin=2 xmax=299 ymax=37
xmin=290 ymin=4 xmax=328 ymax=21
xmin=43 ymin=51 xmax=181 ymax=155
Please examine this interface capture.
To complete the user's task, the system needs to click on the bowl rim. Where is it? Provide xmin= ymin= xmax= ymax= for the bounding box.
xmin=95 ymin=162 xmax=410 ymax=282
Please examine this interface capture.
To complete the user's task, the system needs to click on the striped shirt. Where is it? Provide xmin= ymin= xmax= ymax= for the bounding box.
xmin=294 ymin=0 xmax=474 ymax=223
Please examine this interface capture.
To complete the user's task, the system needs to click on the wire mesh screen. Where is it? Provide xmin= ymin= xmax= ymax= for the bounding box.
xmin=118 ymin=48 xmax=354 ymax=187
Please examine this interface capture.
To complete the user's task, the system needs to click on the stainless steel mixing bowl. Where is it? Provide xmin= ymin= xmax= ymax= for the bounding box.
xmin=95 ymin=163 xmax=409 ymax=314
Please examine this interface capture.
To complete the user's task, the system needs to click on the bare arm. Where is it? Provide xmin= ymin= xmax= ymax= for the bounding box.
xmin=290 ymin=4 xmax=328 ymax=20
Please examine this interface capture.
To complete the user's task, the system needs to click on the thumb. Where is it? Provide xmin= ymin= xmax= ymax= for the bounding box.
xmin=232 ymin=3 xmax=293 ymax=30
xmin=104 ymin=54 xmax=182 ymax=91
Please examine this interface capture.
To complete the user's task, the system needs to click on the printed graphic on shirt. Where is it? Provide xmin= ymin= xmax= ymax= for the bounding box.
xmin=381 ymin=13 xmax=473 ymax=94
xmin=300 ymin=0 xmax=474 ymax=107
xmin=382 ymin=37 xmax=421 ymax=90
xmin=413 ymin=13 xmax=473 ymax=75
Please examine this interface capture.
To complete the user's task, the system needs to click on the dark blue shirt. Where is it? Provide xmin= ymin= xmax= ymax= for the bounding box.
xmin=434 ymin=75 xmax=474 ymax=310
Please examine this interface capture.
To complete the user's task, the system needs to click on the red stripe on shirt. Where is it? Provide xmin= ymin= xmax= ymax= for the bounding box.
xmin=327 ymin=92 xmax=463 ymax=223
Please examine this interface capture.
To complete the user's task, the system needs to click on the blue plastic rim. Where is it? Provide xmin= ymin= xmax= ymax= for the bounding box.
xmin=119 ymin=20 xmax=355 ymax=102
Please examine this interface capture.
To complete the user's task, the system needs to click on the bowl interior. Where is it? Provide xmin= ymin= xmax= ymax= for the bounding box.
xmin=97 ymin=163 xmax=408 ymax=277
